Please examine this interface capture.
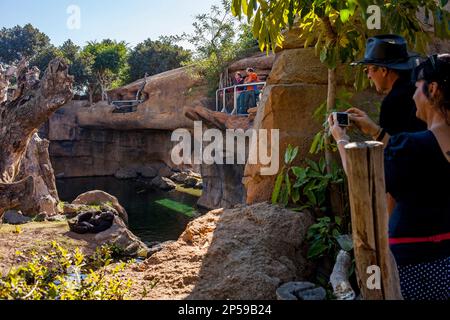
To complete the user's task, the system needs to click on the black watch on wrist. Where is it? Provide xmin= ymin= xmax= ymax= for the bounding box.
xmin=376 ymin=128 xmax=386 ymax=142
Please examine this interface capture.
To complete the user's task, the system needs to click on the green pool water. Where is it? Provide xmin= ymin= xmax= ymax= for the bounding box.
xmin=56 ymin=177 xmax=200 ymax=245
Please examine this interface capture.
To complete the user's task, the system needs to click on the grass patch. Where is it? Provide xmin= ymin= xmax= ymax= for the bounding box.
xmin=0 ymin=221 xmax=68 ymax=233
xmin=155 ymin=199 xmax=196 ymax=218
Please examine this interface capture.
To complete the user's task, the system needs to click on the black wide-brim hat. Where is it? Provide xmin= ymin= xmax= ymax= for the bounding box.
xmin=351 ymin=34 xmax=420 ymax=70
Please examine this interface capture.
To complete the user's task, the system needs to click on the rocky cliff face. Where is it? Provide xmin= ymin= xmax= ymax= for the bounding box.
xmin=48 ymin=66 xmax=210 ymax=178
xmin=86 ymin=66 xmax=211 ymax=131
xmin=183 ymin=106 xmax=259 ymax=210
xmin=49 ymin=101 xmax=178 ymax=178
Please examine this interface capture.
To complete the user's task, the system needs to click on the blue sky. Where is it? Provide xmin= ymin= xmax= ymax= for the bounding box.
xmin=0 ymin=0 xmax=222 ymax=49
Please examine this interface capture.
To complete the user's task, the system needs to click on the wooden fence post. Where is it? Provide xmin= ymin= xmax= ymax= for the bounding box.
xmin=345 ymin=142 xmax=403 ymax=300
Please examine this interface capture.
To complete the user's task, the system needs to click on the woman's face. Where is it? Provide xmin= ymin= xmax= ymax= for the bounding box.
xmin=413 ymin=80 xmax=430 ymax=121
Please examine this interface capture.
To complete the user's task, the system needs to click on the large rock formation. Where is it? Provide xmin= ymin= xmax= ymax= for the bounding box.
xmin=71 ymin=190 xmax=129 ymax=225
xmin=183 ymin=106 xmax=258 ymax=210
xmin=47 ymin=66 xmax=210 ymax=178
xmin=136 ymin=203 xmax=314 ymax=300
xmin=88 ymin=66 xmax=210 ymax=131
xmin=227 ymin=52 xmax=275 ymax=82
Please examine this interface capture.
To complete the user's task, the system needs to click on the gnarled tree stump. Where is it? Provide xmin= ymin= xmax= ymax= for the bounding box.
xmin=0 ymin=58 xmax=73 ymax=218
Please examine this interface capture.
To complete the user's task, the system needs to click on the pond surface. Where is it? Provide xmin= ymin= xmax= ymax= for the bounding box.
xmin=56 ymin=177 xmax=200 ymax=245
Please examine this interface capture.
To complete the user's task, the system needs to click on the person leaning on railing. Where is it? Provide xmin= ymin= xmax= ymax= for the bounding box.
xmin=238 ymin=67 xmax=260 ymax=115
xmin=329 ymin=54 xmax=450 ymax=300
xmin=233 ymin=72 xmax=245 ymax=113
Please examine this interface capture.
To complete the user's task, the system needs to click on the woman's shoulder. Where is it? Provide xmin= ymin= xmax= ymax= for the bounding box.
xmin=385 ymin=131 xmax=435 ymax=160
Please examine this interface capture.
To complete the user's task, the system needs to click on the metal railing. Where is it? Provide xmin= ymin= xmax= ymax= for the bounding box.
xmin=216 ymin=82 xmax=266 ymax=115
xmin=111 ymin=100 xmax=143 ymax=113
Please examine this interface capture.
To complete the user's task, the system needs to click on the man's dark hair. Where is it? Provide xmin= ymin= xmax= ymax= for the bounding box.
xmin=415 ymin=54 xmax=450 ymax=124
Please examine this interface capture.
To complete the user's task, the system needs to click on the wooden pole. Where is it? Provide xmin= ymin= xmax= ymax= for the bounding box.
xmin=345 ymin=142 xmax=403 ymax=300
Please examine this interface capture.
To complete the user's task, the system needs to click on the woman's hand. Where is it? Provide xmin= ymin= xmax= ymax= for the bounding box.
xmin=347 ymin=107 xmax=381 ymax=138
xmin=328 ymin=113 xmax=349 ymax=143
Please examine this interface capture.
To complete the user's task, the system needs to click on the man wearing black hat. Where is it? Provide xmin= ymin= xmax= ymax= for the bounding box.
xmin=347 ymin=35 xmax=427 ymax=143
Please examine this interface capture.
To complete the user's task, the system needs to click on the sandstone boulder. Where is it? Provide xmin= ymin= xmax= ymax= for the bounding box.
xmin=78 ymin=67 xmax=209 ymax=131
xmin=72 ymin=190 xmax=128 ymax=224
xmin=228 ymin=52 xmax=275 ymax=81
xmin=94 ymin=216 xmax=149 ymax=257
xmin=62 ymin=203 xmax=91 ymax=218
xmin=139 ymin=203 xmax=314 ymax=300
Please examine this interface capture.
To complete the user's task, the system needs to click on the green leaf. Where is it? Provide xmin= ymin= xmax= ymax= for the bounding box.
xmin=309 ymin=132 xmax=323 ymax=154
xmin=285 ymin=173 xmax=292 ymax=197
xmin=281 ymin=186 xmax=289 ymax=207
xmin=292 ymin=167 xmax=306 ymax=180
xmin=292 ymin=187 xmax=300 ymax=204
xmin=320 ymin=46 xmax=328 ymax=63
xmin=340 ymin=9 xmax=351 ymax=23
xmin=285 ymin=145 xmax=292 ymax=165
xmin=231 ymin=0 xmax=242 ymax=17
xmin=305 ymin=190 xmax=317 ymax=206
xmin=307 ymin=241 xmax=328 ymax=259
xmin=305 ymin=158 xmax=320 ymax=172
xmin=271 ymin=169 xmax=285 ymax=204
xmin=319 ymin=157 xmax=326 ymax=173
xmin=289 ymin=146 xmax=299 ymax=163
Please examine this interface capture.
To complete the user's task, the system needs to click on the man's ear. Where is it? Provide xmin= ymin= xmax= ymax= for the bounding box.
xmin=381 ymin=67 xmax=389 ymax=77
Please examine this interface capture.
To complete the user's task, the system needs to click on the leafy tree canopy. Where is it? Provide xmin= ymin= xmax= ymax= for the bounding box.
xmin=0 ymin=24 xmax=51 ymax=64
xmin=231 ymin=0 xmax=450 ymax=72
xmin=186 ymin=0 xmax=260 ymax=94
xmin=127 ymin=36 xmax=192 ymax=83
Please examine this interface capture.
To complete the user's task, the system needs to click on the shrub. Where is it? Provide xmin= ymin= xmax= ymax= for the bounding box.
xmin=0 ymin=242 xmax=132 ymax=300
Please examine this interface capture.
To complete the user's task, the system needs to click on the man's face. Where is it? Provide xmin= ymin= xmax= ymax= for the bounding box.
xmin=365 ymin=65 xmax=391 ymax=94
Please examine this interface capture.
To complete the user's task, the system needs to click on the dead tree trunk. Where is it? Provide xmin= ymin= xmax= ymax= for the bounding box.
xmin=0 ymin=58 xmax=73 ymax=217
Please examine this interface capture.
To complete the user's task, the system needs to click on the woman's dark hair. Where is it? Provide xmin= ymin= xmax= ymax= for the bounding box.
xmin=414 ymin=54 xmax=450 ymax=124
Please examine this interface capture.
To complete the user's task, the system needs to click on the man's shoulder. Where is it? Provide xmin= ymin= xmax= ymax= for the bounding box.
xmin=385 ymin=79 xmax=415 ymax=103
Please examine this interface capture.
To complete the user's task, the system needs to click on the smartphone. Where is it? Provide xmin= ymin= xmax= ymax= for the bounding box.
xmin=334 ymin=112 xmax=350 ymax=127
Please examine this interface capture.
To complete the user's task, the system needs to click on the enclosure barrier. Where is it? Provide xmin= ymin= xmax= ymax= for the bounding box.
xmin=215 ymin=82 xmax=266 ymax=115
xmin=345 ymin=141 xmax=403 ymax=300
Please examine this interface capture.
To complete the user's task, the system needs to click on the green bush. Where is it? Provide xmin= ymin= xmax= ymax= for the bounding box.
xmin=0 ymin=242 xmax=132 ymax=300
xmin=272 ymin=145 xmax=344 ymax=213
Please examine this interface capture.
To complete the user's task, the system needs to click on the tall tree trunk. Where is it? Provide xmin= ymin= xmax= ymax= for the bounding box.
xmin=0 ymin=58 xmax=73 ymax=217
xmin=325 ymin=68 xmax=337 ymax=174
